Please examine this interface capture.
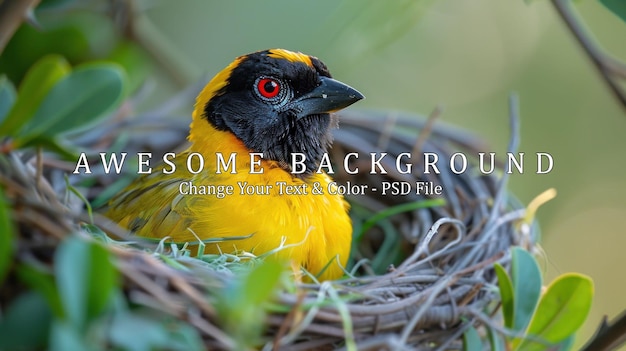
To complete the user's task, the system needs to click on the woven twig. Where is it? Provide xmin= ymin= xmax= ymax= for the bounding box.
xmin=1 ymin=94 xmax=533 ymax=350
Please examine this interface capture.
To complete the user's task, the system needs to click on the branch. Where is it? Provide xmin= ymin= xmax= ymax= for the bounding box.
xmin=581 ymin=312 xmax=626 ymax=351
xmin=551 ymin=0 xmax=626 ymax=113
xmin=0 ymin=0 xmax=41 ymax=54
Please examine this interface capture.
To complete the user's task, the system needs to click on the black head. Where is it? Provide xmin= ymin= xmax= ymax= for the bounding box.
xmin=202 ymin=49 xmax=363 ymax=176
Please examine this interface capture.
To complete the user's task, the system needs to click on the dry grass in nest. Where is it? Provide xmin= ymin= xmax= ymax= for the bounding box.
xmin=0 ymin=95 xmax=534 ymax=350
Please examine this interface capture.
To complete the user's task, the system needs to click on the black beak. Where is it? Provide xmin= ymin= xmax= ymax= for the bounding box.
xmin=291 ymin=76 xmax=364 ymax=119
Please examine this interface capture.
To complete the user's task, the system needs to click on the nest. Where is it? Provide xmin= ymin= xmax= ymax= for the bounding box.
xmin=0 ymin=95 xmax=534 ymax=350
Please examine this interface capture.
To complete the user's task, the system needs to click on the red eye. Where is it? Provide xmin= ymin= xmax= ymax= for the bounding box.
xmin=257 ymin=78 xmax=281 ymax=99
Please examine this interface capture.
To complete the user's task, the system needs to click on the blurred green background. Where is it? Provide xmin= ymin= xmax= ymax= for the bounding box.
xmin=3 ymin=0 xmax=626 ymax=348
xmin=140 ymin=2 xmax=626 ymax=347
xmin=143 ymin=0 xmax=626 ymax=348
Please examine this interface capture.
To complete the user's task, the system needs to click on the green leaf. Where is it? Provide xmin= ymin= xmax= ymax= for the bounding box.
xmin=0 ymin=187 xmax=14 ymax=284
xmin=108 ymin=41 xmax=152 ymax=94
xmin=463 ymin=325 xmax=483 ymax=351
xmin=110 ymin=310 xmax=204 ymax=351
xmin=494 ymin=263 xmax=514 ymax=329
xmin=510 ymin=247 xmax=542 ymax=332
xmin=488 ymin=325 xmax=506 ymax=351
xmin=217 ymin=259 xmax=285 ymax=348
xmin=515 ymin=273 xmax=593 ymax=351
xmin=0 ymin=14 xmax=92 ymax=84
xmin=50 ymin=320 xmax=96 ymax=351
xmin=0 ymin=75 xmax=17 ymax=122
xmin=110 ymin=311 xmax=178 ymax=351
xmin=0 ymin=55 xmax=70 ymax=136
xmin=55 ymin=236 xmax=119 ymax=328
xmin=600 ymin=0 xmax=626 ymax=23
xmin=18 ymin=63 xmax=126 ymax=143
xmin=242 ymin=259 xmax=285 ymax=306
xmin=16 ymin=263 xmax=65 ymax=317
xmin=0 ymin=292 xmax=53 ymax=350
xmin=19 ymin=135 xmax=78 ymax=159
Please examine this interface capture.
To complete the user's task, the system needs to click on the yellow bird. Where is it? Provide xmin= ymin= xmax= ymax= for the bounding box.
xmin=106 ymin=49 xmax=363 ymax=281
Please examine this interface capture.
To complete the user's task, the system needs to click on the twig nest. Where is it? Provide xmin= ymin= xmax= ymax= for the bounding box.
xmin=1 ymin=108 xmax=532 ymax=350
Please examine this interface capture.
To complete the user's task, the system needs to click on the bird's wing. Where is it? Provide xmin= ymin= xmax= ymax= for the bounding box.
xmin=105 ymin=154 xmax=200 ymax=240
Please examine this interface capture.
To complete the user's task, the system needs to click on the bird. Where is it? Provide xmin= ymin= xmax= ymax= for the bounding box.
xmin=106 ymin=49 xmax=364 ymax=281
